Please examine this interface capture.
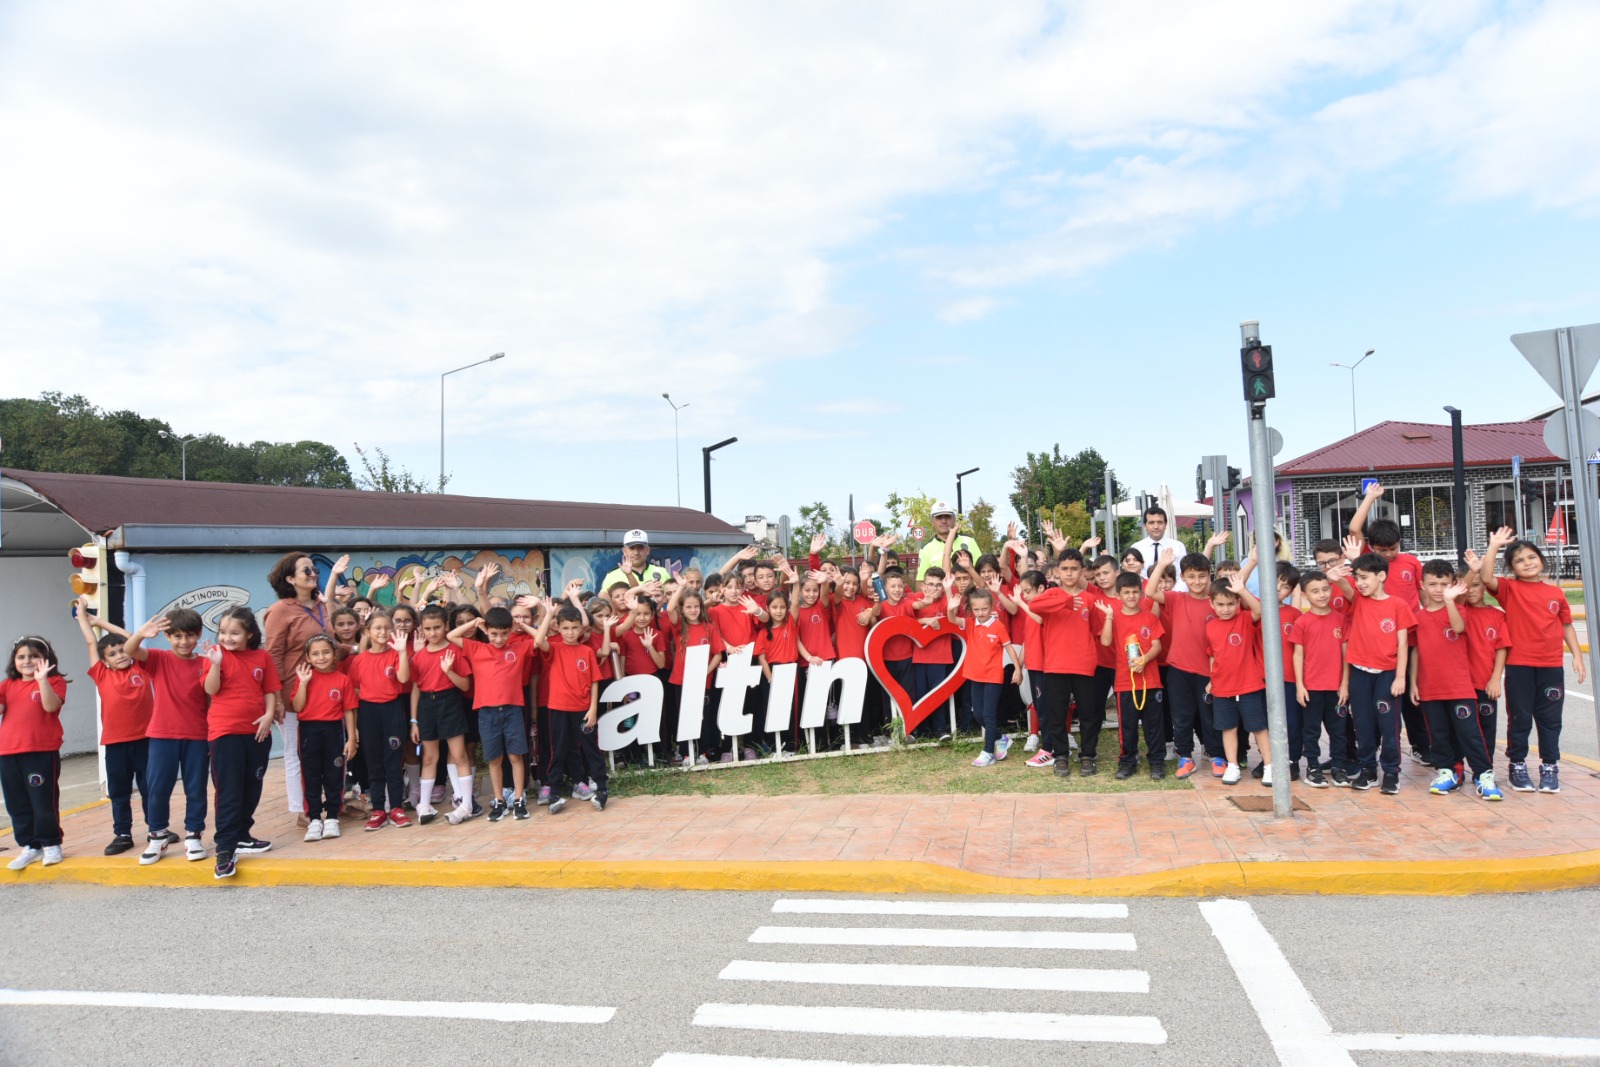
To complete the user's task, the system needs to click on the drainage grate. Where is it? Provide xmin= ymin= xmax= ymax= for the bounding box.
xmin=1226 ymin=796 xmax=1312 ymax=812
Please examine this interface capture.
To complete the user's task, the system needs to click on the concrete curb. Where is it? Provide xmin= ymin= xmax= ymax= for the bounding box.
xmin=7 ymin=849 xmax=1600 ymax=897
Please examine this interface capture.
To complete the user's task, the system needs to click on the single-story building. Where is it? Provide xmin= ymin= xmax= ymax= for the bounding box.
xmin=0 ymin=468 xmax=748 ymax=754
xmin=1237 ymin=419 xmax=1577 ymax=568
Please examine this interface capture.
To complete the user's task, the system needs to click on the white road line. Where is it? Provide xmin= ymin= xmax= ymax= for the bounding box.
xmin=0 ymin=988 xmax=614 ymax=1024
xmin=692 ymin=1002 xmax=1166 ymax=1044
xmin=772 ymin=899 xmax=1128 ymax=919
xmin=1199 ymin=900 xmax=1357 ymax=1067
xmin=720 ymin=959 xmax=1148 ymax=993
xmin=1567 ymin=689 xmax=1593 ymax=701
xmin=1339 ymin=1033 xmax=1600 ymax=1058
xmin=749 ymin=926 xmax=1135 ymax=951
xmin=653 ymin=1055 xmax=982 ymax=1067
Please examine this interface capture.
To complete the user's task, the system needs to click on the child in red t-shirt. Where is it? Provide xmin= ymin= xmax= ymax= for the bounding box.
xmin=346 ymin=610 xmax=415 ymax=829
xmin=74 ymin=595 xmax=152 ymax=857
xmin=1460 ymin=551 xmax=1511 ymax=765
xmin=534 ymin=604 xmax=605 ymax=813
xmin=1408 ymin=561 xmax=1498 ymax=800
xmin=1 ymin=637 xmax=68 ymax=870
xmin=666 ymin=586 xmax=725 ymax=765
xmin=1098 ymin=572 xmax=1165 ymax=779
xmin=409 ymin=604 xmax=473 ymax=824
xmin=947 ymin=584 xmax=1013 ymax=765
xmin=291 ymin=635 xmax=360 ymax=839
xmin=450 ymin=606 xmax=535 ymax=822
xmin=1334 ymin=552 xmax=1415 ymax=794
xmin=1480 ymin=527 xmax=1585 ymax=794
xmin=126 ymin=608 xmax=211 ymax=863
xmin=1204 ymin=577 xmax=1273 ymax=786
xmin=1290 ymin=566 xmax=1354 ymax=787
xmin=202 ymin=607 xmax=283 ymax=879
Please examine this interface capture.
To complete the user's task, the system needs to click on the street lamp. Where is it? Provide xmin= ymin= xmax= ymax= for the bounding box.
xmin=662 ymin=393 xmax=690 ymax=507
xmin=955 ymin=467 xmax=979 ymax=515
xmin=702 ymin=437 xmax=738 ymax=514
xmin=158 ymin=430 xmax=198 ymax=480
xmin=1330 ymin=348 xmax=1376 ymax=435
xmin=440 ymin=353 xmax=504 ymax=491
xmin=1444 ymin=405 xmax=1467 ymax=564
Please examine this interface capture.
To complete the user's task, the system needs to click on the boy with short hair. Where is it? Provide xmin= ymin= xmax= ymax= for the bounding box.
xmin=126 ymin=609 xmax=212 ymax=863
xmin=75 ymin=597 xmax=151 ymax=857
xmin=534 ymin=604 xmax=605 ymax=813
xmin=1335 ymin=552 xmax=1415 ymax=794
xmin=1099 ymin=572 xmax=1165 ymax=779
xmin=1460 ymin=550 xmax=1511 ymax=765
xmin=1145 ymin=549 xmax=1220 ymax=779
xmin=1204 ymin=577 xmax=1274 ymax=785
xmin=450 ymin=606 xmax=535 ymax=822
xmin=864 ymin=562 xmax=918 ymax=732
xmin=908 ymin=567 xmax=955 ymax=740
xmin=1409 ymin=561 xmax=1500 ymax=800
xmin=1018 ymin=550 xmax=1100 ymax=776
xmin=1290 ymin=567 xmax=1353 ymax=787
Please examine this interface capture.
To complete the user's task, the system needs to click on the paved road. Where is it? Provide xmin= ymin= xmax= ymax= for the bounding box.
xmin=1 ymin=886 xmax=1596 ymax=1066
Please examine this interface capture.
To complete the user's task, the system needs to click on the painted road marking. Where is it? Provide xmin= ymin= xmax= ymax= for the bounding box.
xmin=1200 ymin=900 xmax=1357 ymax=1067
xmin=749 ymin=926 xmax=1135 ymax=951
xmin=692 ymin=1002 xmax=1166 ymax=1044
xmin=1338 ymin=1033 xmax=1600 ymax=1058
xmin=772 ymin=899 xmax=1127 ymax=919
xmin=0 ymin=988 xmax=615 ymax=1024
xmin=719 ymin=959 xmax=1148 ymax=993
xmin=653 ymin=1056 xmax=983 ymax=1067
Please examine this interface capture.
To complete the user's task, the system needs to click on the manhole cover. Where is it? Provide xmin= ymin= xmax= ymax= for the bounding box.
xmin=1226 ymin=796 xmax=1312 ymax=812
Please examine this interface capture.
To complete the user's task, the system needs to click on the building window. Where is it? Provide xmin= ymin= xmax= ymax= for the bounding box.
xmin=1307 ymin=483 xmax=1457 ymax=556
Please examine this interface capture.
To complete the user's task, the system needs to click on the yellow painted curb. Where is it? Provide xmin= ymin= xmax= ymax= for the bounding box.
xmin=7 ymin=850 xmax=1600 ymax=897
xmin=1565 ymin=752 xmax=1600 ymax=772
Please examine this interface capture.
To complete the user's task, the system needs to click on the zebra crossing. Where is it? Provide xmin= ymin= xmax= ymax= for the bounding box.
xmin=653 ymin=896 xmax=1165 ymax=1066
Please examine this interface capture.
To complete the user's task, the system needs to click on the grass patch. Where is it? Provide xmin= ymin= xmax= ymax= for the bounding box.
xmin=1565 ymin=587 xmax=1585 ymax=605
xmin=609 ymin=731 xmax=1192 ymax=798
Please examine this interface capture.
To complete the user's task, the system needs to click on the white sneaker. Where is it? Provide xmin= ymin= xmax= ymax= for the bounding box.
xmin=1222 ymin=763 xmax=1242 ymax=785
xmin=695 ymin=754 xmax=710 ymax=766
xmin=995 ymin=735 xmax=1013 ymax=761
xmin=321 ymin=818 xmax=341 ymax=839
xmin=445 ymin=803 xmax=472 ymax=826
xmin=1261 ymin=764 xmax=1274 ymax=787
xmin=304 ymin=819 xmax=324 ymax=842
xmin=42 ymin=845 xmax=63 ymax=866
xmin=184 ymin=834 xmax=207 ymax=861
xmin=139 ymin=833 xmax=171 ymax=866
xmin=7 ymin=846 xmax=42 ymax=870
xmin=971 ymin=751 xmax=996 ymax=767
xmin=1023 ymin=733 xmax=1040 ymax=753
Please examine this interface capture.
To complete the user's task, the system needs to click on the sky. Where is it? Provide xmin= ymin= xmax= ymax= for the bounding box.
xmin=3 ymin=1 xmax=1600 ymax=536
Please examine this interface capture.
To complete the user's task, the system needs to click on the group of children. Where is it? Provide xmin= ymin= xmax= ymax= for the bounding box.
xmin=1 ymin=498 xmax=1583 ymax=876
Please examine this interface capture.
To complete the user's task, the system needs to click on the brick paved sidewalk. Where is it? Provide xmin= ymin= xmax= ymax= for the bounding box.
xmin=37 ymin=755 xmax=1600 ymax=882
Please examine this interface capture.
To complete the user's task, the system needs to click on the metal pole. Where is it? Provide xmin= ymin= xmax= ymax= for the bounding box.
xmin=1244 ymin=323 xmax=1292 ymax=819
xmin=1210 ymin=457 xmax=1228 ymax=562
xmin=1349 ymin=368 xmax=1358 ymax=435
xmin=180 ymin=440 xmax=188 ymax=481
xmin=702 ymin=447 xmax=712 ymax=514
xmin=1513 ymin=456 xmax=1526 ymax=542
xmin=1445 ymin=406 xmax=1467 ymax=565
xmin=1555 ymin=328 xmax=1600 ymax=744
xmin=674 ymin=407 xmax=681 ymax=507
xmin=1103 ymin=468 xmax=1117 ymax=555
xmin=439 ymin=373 xmax=446 ymax=491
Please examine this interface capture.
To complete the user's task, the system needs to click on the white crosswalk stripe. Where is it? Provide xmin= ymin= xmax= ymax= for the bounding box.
xmin=664 ymin=896 xmax=1163 ymax=1064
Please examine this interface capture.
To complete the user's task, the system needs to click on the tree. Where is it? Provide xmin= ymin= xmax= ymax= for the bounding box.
xmin=1009 ymin=445 xmax=1119 ymax=539
xmin=966 ymin=498 xmax=1001 ymax=556
xmin=354 ymin=443 xmax=445 ymax=494
xmin=1050 ymin=501 xmax=1093 ymax=546
xmin=792 ymin=501 xmax=836 ymax=558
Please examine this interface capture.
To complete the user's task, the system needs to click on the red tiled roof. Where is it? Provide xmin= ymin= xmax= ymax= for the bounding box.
xmin=1275 ymin=421 xmax=1560 ymax=477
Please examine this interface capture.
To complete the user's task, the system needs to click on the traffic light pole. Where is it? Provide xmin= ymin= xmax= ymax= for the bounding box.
xmin=1103 ymin=469 xmax=1117 ymax=556
xmin=1242 ymin=320 xmax=1293 ymax=820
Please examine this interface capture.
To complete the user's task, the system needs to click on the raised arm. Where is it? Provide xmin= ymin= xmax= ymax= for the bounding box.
xmin=1481 ymin=528 xmax=1513 ymax=593
xmin=124 ymin=615 xmax=168 ymax=662
xmin=1348 ymin=482 xmax=1382 ymax=541
xmin=74 ymin=595 xmax=101 ymax=664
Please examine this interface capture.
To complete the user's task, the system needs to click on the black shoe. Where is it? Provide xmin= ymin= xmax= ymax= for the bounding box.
xmin=1114 ymin=764 xmax=1135 ymax=780
xmin=512 ymin=799 xmax=530 ymax=820
xmin=487 ymin=799 xmax=508 ymax=823
xmin=1251 ymin=762 xmax=1265 ymax=779
xmin=1289 ymin=762 xmax=1301 ymax=781
xmin=213 ymin=852 xmax=237 ymax=880
xmin=1380 ymin=772 xmax=1399 ymax=795
xmin=1331 ymin=767 xmax=1351 ymax=788
xmin=1053 ymin=760 xmax=1072 ymax=778
xmin=548 ymin=796 xmax=567 ymax=815
xmin=470 ymin=800 xmax=485 ymax=818
xmin=235 ymin=837 xmax=272 ymax=854
xmin=1079 ymin=757 xmax=1097 ymax=777
xmin=1306 ymin=766 xmax=1329 ymax=788
xmin=419 ymin=809 xmax=438 ymax=826
xmin=1350 ymin=769 xmax=1376 ymax=791
xmin=104 ymin=835 xmax=135 ymax=856
xmin=592 ymin=792 xmax=608 ymax=812
xmin=1148 ymin=760 xmax=1166 ymax=780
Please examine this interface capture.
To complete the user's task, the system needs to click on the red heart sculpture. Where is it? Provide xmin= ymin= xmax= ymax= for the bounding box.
xmin=864 ymin=615 xmax=968 ymax=736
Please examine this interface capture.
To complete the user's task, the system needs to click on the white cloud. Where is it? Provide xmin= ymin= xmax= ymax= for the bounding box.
xmin=937 ymin=296 xmax=999 ymax=324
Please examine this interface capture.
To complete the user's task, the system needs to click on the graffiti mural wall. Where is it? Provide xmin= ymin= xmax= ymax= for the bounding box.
xmin=550 ymin=546 xmax=737 ymax=595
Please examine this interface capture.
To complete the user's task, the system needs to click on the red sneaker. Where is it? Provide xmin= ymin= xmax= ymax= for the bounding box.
xmin=364 ymin=810 xmax=388 ymax=832
xmin=387 ymin=807 xmax=412 ymax=828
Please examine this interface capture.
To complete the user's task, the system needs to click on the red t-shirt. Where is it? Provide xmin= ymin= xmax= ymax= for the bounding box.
xmin=510 ymin=632 xmax=539 ymax=685
xmin=1288 ymin=610 xmax=1346 ymax=691
xmin=586 ymin=631 xmax=616 ymax=681
xmin=1109 ymin=610 xmax=1164 ymax=693
xmin=345 ymin=649 xmax=408 ymax=704
xmin=143 ymin=649 xmax=209 ymax=741
xmin=756 ymin=618 xmax=800 ymax=665
xmin=1346 ymin=591 xmax=1416 ymax=673
xmin=207 ymin=649 xmax=283 ymax=741
xmin=876 ymin=597 xmax=917 ymax=661
xmin=832 ymin=596 xmax=874 ymax=660
xmin=794 ymin=602 xmax=835 ymax=661
xmin=1088 ymin=587 xmax=1119 ymax=669
xmin=88 ymin=661 xmax=154 ymax=745
xmin=543 ymin=640 xmax=598 ymax=712
xmin=1160 ymin=591 xmax=1218 ymax=676
xmin=1495 ymin=579 xmax=1572 ymax=667
xmin=1015 ymin=603 xmax=1043 ymax=670
xmin=1383 ymin=553 xmax=1423 ymax=605
xmin=910 ymin=597 xmax=953 ymax=664
xmin=1410 ymin=605 xmax=1475 ymax=702
xmin=709 ymin=603 xmax=756 ymax=649
xmin=1275 ymin=604 xmax=1302 ymax=686
xmin=458 ymin=639 xmax=533 ymax=709
xmin=1461 ymin=603 xmax=1512 ymax=691
xmin=0 ymin=675 xmax=68 ymax=754
xmin=1205 ymin=614 xmax=1265 ymax=698
xmin=411 ymin=643 xmax=470 ymax=693
xmin=670 ymin=622 xmax=725 ymax=685
xmin=1027 ymin=587 xmax=1098 ymax=675
xmin=954 ymin=613 xmax=1008 ymax=683
xmin=294 ymin=668 xmax=358 ymax=723
xmin=1327 ymin=584 xmax=1354 ymax=620
xmin=615 ymin=627 xmax=666 ymax=677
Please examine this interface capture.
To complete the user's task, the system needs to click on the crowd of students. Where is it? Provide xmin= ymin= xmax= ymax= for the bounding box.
xmin=0 ymin=486 xmax=1584 ymax=878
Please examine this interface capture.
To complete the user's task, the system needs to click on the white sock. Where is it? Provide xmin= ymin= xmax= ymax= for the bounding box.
xmin=419 ymin=778 xmax=435 ymax=809
xmin=457 ymin=767 xmax=474 ymax=806
xmin=445 ymin=766 xmax=463 ymax=805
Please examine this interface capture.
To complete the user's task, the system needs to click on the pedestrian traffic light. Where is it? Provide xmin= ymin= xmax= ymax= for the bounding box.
xmin=1242 ymin=344 xmax=1275 ymax=402
xmin=1087 ymin=483 xmax=1101 ymax=509
xmin=1226 ymin=466 xmax=1242 ymax=491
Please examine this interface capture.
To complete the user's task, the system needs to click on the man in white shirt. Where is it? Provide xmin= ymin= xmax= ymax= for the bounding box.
xmin=1128 ymin=506 xmax=1183 ymax=583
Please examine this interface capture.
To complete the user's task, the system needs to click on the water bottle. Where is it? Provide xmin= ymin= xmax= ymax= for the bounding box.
xmin=871 ymin=574 xmax=888 ymax=601
xmin=1125 ymin=637 xmax=1142 ymax=670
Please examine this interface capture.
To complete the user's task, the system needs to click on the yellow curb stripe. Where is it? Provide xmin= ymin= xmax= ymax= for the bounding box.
xmin=8 ymin=851 xmax=1600 ymax=897
xmin=1564 ymin=752 xmax=1600 ymax=772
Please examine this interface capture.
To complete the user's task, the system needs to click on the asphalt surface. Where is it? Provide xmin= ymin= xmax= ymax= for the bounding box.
xmin=0 ymin=885 xmax=1596 ymax=1066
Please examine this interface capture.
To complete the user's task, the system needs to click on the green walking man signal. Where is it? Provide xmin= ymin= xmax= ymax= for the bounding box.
xmin=1241 ymin=343 xmax=1274 ymax=402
